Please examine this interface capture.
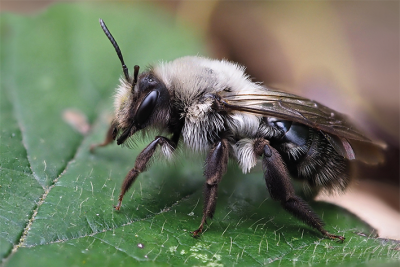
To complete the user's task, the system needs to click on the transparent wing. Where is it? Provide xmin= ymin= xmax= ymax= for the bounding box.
xmin=220 ymin=89 xmax=384 ymax=163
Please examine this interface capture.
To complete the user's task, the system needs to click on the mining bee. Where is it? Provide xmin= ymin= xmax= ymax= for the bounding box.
xmin=91 ymin=19 xmax=384 ymax=241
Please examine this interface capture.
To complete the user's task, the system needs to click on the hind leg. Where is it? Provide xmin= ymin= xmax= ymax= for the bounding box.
xmin=254 ymin=139 xmax=344 ymax=241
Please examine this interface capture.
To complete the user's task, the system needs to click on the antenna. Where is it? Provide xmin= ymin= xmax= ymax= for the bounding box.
xmin=99 ymin=18 xmax=130 ymax=81
xmin=132 ymin=65 xmax=140 ymax=88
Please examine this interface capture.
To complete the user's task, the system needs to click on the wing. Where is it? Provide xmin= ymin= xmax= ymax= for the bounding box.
xmin=219 ymin=89 xmax=385 ymax=164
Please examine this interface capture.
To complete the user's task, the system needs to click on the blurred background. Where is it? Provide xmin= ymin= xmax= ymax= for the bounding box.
xmin=2 ymin=0 xmax=399 ymax=239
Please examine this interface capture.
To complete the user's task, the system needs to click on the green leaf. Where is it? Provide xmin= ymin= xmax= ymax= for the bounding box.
xmin=1 ymin=3 xmax=399 ymax=267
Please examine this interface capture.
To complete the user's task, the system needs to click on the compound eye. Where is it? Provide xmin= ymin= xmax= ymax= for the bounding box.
xmin=134 ymin=90 xmax=159 ymax=126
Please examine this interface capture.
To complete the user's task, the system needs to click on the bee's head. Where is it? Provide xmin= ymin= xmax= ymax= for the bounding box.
xmin=113 ymin=71 xmax=170 ymax=145
xmin=100 ymin=19 xmax=170 ymax=146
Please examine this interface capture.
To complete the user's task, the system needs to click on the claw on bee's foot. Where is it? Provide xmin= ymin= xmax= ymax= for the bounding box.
xmin=191 ymin=226 xmax=203 ymax=238
xmin=89 ymin=141 xmax=112 ymax=153
xmin=114 ymin=200 xmax=122 ymax=211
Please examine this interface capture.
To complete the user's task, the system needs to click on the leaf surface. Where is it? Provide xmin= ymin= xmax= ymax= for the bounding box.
xmin=1 ymin=3 xmax=399 ymax=267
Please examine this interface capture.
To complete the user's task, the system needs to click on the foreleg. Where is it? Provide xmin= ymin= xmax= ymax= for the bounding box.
xmin=90 ymin=122 xmax=117 ymax=152
xmin=114 ymin=136 xmax=176 ymax=210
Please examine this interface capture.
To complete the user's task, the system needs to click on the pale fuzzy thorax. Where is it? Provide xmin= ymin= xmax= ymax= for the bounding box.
xmin=152 ymin=56 xmax=266 ymax=152
xmin=113 ymin=79 xmax=133 ymax=129
xmin=152 ymin=56 xmax=266 ymax=104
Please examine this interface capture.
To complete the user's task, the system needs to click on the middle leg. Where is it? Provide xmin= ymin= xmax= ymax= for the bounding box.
xmin=192 ymin=139 xmax=229 ymax=237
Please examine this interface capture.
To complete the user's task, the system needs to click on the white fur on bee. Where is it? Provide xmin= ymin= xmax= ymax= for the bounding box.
xmin=182 ymin=107 xmax=225 ymax=151
xmin=233 ymin=139 xmax=258 ymax=173
xmin=227 ymin=112 xmax=261 ymax=138
xmin=114 ymin=79 xmax=132 ymax=129
xmin=160 ymin=140 xmax=175 ymax=160
xmin=153 ymin=56 xmax=266 ymax=108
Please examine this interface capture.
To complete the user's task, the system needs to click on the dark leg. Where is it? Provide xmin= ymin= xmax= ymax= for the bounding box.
xmin=90 ymin=122 xmax=117 ymax=152
xmin=114 ymin=136 xmax=176 ymax=210
xmin=192 ymin=139 xmax=229 ymax=237
xmin=254 ymin=139 xmax=344 ymax=241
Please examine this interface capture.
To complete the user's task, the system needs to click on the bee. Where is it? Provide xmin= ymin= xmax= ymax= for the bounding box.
xmin=91 ymin=19 xmax=384 ymax=241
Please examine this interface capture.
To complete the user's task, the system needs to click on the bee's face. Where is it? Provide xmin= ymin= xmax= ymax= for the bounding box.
xmin=113 ymin=72 xmax=170 ymax=145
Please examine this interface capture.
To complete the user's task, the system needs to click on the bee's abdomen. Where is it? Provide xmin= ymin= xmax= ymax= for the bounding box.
xmin=268 ymin=120 xmax=352 ymax=192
